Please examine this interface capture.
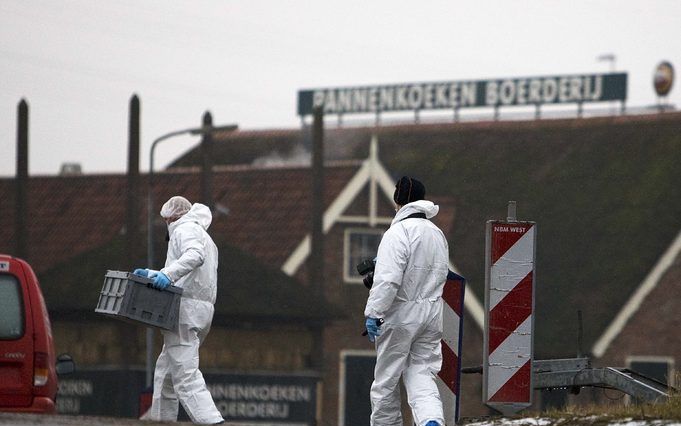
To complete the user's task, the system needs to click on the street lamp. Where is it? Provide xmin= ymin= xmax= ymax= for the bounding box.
xmin=145 ymin=123 xmax=237 ymax=387
xmin=597 ymin=53 xmax=617 ymax=115
xmin=597 ymin=53 xmax=616 ymax=73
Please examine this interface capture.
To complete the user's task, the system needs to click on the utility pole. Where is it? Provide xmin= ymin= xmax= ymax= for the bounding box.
xmin=310 ymin=106 xmax=325 ymax=371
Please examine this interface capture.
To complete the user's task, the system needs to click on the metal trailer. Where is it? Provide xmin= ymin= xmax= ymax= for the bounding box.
xmin=532 ymin=357 xmax=670 ymax=403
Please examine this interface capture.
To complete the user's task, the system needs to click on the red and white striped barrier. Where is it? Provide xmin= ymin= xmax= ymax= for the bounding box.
xmin=436 ymin=270 xmax=466 ymax=424
xmin=483 ymin=221 xmax=536 ymax=415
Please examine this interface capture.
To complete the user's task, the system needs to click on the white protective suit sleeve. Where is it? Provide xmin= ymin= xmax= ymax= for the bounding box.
xmin=161 ymin=224 xmax=206 ymax=284
xmin=364 ymin=225 xmax=410 ymax=319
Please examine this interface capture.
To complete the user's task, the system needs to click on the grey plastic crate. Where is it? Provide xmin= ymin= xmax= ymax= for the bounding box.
xmin=95 ymin=270 xmax=183 ymax=331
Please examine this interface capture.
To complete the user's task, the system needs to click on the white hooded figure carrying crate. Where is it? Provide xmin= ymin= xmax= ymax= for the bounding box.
xmin=95 ymin=270 xmax=183 ymax=331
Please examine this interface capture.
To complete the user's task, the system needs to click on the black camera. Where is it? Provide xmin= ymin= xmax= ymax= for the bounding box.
xmin=356 ymin=258 xmax=376 ymax=289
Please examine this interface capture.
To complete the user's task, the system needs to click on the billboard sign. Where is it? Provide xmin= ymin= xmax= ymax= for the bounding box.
xmin=57 ymin=368 xmax=145 ymax=417
xmin=57 ymin=368 xmax=319 ymax=425
xmin=297 ymin=73 xmax=627 ymax=116
xmin=204 ymin=372 xmax=319 ymax=426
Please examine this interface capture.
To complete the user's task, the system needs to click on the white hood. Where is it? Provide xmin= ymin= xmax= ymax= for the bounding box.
xmin=170 ymin=203 xmax=212 ymax=233
xmin=392 ymin=200 xmax=439 ymax=225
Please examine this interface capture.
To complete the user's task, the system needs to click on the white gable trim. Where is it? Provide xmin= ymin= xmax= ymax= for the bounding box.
xmin=592 ymin=228 xmax=681 ymax=358
xmin=281 ymin=160 xmax=371 ymax=275
xmin=280 ymin=136 xmax=485 ymax=331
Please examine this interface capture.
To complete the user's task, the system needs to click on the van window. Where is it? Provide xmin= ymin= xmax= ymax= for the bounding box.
xmin=0 ymin=274 xmax=24 ymax=339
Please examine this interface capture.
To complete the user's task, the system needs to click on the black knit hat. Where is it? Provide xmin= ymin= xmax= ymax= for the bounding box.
xmin=393 ymin=176 xmax=426 ymax=205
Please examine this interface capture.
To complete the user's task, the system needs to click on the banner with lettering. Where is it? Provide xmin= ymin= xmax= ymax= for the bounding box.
xmin=298 ymin=73 xmax=627 ymax=116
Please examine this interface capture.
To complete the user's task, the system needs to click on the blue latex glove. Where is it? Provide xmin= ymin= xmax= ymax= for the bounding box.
xmin=132 ymin=268 xmax=149 ymax=277
xmin=152 ymin=272 xmax=171 ymax=290
xmin=365 ymin=317 xmax=383 ymax=343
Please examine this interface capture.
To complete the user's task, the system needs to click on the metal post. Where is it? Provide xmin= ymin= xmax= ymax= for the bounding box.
xmin=507 ymin=200 xmax=517 ymax=222
xmin=15 ymin=99 xmax=28 ymax=259
xmin=310 ymin=106 xmax=325 ymax=371
xmin=200 ymin=111 xmax=214 ymax=210
xmin=126 ymin=95 xmax=141 ymax=267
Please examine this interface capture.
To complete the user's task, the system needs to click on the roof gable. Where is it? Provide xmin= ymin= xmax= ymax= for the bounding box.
xmin=278 ymin=137 xmax=485 ymax=329
xmin=593 ymin=229 xmax=681 ymax=357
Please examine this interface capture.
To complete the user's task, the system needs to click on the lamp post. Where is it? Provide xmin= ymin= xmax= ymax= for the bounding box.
xmin=145 ymin=123 xmax=237 ymax=387
xmin=597 ymin=53 xmax=616 ymax=72
xmin=597 ymin=53 xmax=617 ymax=115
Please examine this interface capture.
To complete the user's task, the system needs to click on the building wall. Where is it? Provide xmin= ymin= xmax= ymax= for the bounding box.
xmin=52 ymin=319 xmax=315 ymax=372
xmin=52 ymin=321 xmax=148 ymax=366
xmin=317 ymin=223 xmax=377 ymax=426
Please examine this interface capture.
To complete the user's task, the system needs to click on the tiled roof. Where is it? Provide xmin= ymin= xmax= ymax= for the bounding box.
xmin=38 ymin=233 xmax=339 ymax=322
xmin=0 ymin=175 xmax=131 ymax=274
xmin=0 ymin=163 xmax=362 ymax=321
xmin=171 ymin=112 xmax=681 ymax=168
xmin=0 ymin=163 xmax=361 ymax=275
xmin=157 ymin=162 xmax=361 ymax=268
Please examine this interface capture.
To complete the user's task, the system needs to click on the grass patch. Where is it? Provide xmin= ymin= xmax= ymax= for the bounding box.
xmin=558 ymin=395 xmax=681 ymax=420
xmin=512 ymin=396 xmax=681 ymax=425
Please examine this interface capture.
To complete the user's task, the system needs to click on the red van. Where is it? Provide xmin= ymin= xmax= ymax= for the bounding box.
xmin=0 ymin=254 xmax=73 ymax=413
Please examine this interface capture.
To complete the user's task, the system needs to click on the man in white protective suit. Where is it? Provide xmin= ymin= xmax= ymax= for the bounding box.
xmin=134 ymin=196 xmax=224 ymax=425
xmin=364 ymin=177 xmax=449 ymax=426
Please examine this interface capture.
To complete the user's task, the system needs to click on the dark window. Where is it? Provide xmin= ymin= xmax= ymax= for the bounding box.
xmin=0 ymin=274 xmax=25 ymax=339
xmin=628 ymin=357 xmax=674 ymax=385
xmin=344 ymin=229 xmax=383 ymax=283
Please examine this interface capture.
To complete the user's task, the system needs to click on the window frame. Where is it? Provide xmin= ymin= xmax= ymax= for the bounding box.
xmin=342 ymin=227 xmax=385 ymax=284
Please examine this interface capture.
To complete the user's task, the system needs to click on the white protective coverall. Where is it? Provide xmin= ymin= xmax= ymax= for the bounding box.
xmin=364 ymin=200 xmax=449 ymax=426
xmin=147 ymin=203 xmax=224 ymax=425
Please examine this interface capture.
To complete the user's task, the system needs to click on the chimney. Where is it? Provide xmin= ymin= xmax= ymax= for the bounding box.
xmin=15 ymin=99 xmax=28 ymax=259
xmin=59 ymin=163 xmax=82 ymax=176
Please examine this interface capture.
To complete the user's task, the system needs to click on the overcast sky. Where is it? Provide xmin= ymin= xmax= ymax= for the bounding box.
xmin=1 ymin=0 xmax=680 ymax=177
